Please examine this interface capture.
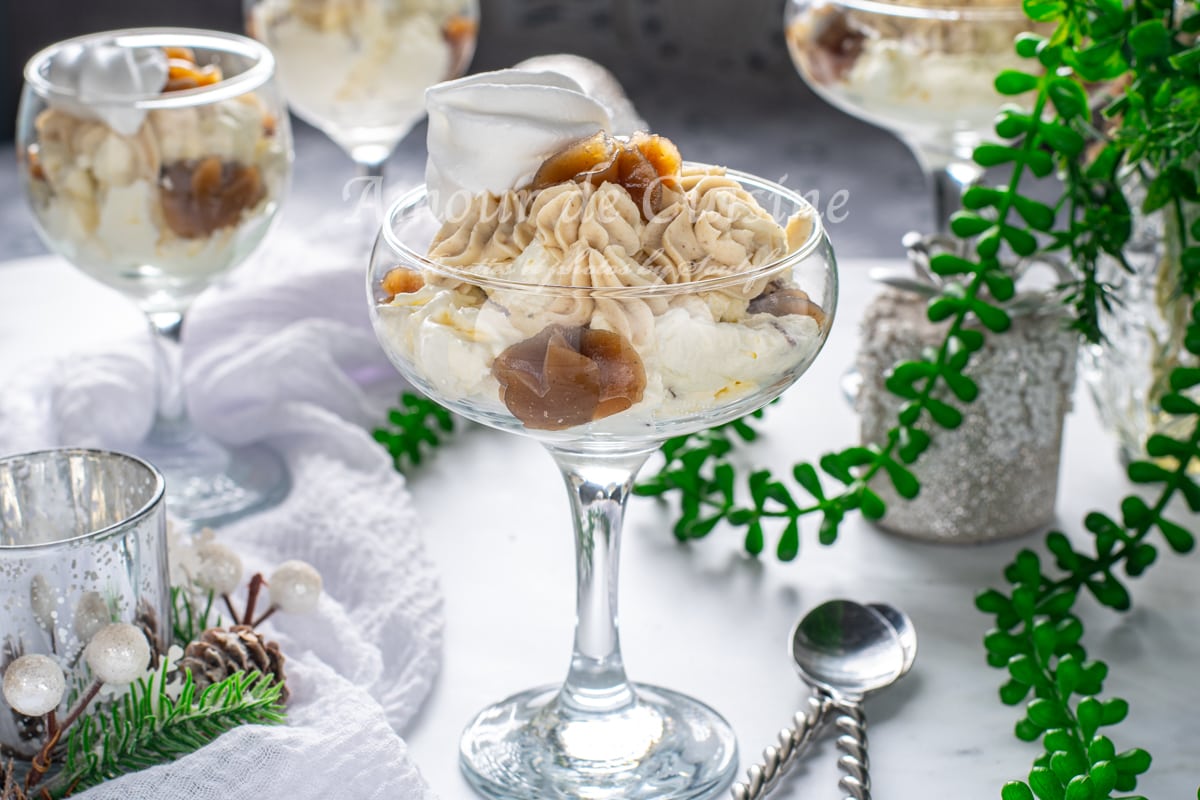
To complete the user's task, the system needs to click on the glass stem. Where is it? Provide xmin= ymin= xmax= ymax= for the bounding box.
xmin=929 ymin=162 xmax=982 ymax=234
xmin=548 ymin=446 xmax=656 ymax=717
xmin=145 ymin=309 xmax=195 ymax=447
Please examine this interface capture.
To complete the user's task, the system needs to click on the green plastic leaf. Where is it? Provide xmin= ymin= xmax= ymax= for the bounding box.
xmin=1142 ymin=173 xmax=1173 ymax=214
xmin=1056 ymin=655 xmax=1082 ymax=695
xmin=1002 ymin=224 xmax=1039 ymax=256
xmin=1129 ymin=19 xmax=1170 ymax=57
xmin=952 ymin=211 xmax=996 ymax=237
xmin=883 ymin=459 xmax=921 ymax=499
xmin=1038 ymin=588 xmax=1076 ymax=617
xmin=974 ymin=301 xmax=1012 ymax=333
xmin=1029 ymin=766 xmax=1066 ymax=800
xmin=859 ymin=487 xmax=887 ymax=520
xmin=985 ymin=271 xmax=1016 ymax=301
xmin=1157 ymin=517 xmax=1196 ymax=553
xmin=996 ymin=69 xmax=1040 ymax=95
xmin=1003 ymin=782 xmax=1036 ymax=800
xmin=792 ymin=463 xmax=824 ymax=500
xmin=985 ymin=629 xmax=1026 ymax=657
xmin=1017 ymin=717 xmax=1045 ymax=742
xmin=926 ymin=398 xmax=964 ymax=429
xmin=744 ymin=521 xmax=764 ymax=555
xmin=1000 ymin=679 xmax=1032 ymax=705
xmin=1114 ymin=748 xmax=1152 ymax=774
xmin=976 ymin=588 xmax=1011 ymax=614
xmin=1046 ymin=77 xmax=1089 ymax=119
xmin=1090 ymin=761 xmax=1118 ymax=795
xmin=956 ymin=329 xmax=986 ymax=351
xmin=1008 ymin=653 xmax=1041 ymax=684
xmin=777 ymin=518 xmax=800 ymax=561
xmin=898 ymin=426 xmax=931 ymax=464
xmin=1039 ymin=124 xmax=1085 ymax=160
xmin=1089 ymin=736 xmax=1116 ymax=763
xmin=944 ymin=371 xmax=979 ymax=403
xmin=974 ymin=143 xmax=1019 ymax=168
xmin=1171 ymin=43 xmax=1200 ymax=71
xmin=1027 ymin=698 xmax=1070 ymax=728
xmin=1064 ymin=775 xmax=1095 ymax=800
xmin=1051 ymin=750 xmax=1089 ymax=784
xmin=1100 ymin=698 xmax=1129 ymax=725
xmin=1077 ymin=697 xmax=1102 ymax=738
xmin=1127 ymin=461 xmax=1171 ymax=483
xmin=1120 ymin=495 xmax=1152 ymax=527
xmin=996 ymin=109 xmax=1033 ymax=138
xmin=1124 ymin=543 xmax=1157 ymax=576
xmin=930 ymin=253 xmax=978 ymax=276
xmin=1023 ymin=0 xmax=1065 ymax=22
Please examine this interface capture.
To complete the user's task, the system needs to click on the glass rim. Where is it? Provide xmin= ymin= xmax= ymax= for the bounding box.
xmin=378 ymin=166 xmax=828 ymax=298
xmin=23 ymin=27 xmax=276 ymax=110
xmin=795 ymin=0 xmax=1033 ymax=21
xmin=0 ymin=448 xmax=166 ymax=552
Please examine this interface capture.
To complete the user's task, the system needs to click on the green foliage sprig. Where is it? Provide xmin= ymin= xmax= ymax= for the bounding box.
xmin=638 ymin=0 xmax=1200 ymax=795
xmin=50 ymin=664 xmax=285 ymax=797
xmin=373 ymin=392 xmax=457 ymax=473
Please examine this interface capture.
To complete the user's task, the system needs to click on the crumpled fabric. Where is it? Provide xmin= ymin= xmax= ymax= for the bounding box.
xmin=0 ymin=233 xmax=440 ymax=800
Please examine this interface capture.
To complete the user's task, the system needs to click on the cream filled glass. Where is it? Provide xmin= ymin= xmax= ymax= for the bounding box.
xmin=368 ymin=70 xmax=838 ymax=798
xmin=18 ymin=30 xmax=294 ymax=527
xmin=246 ymin=0 xmax=478 ymax=175
xmin=786 ymin=0 xmax=1040 ymax=228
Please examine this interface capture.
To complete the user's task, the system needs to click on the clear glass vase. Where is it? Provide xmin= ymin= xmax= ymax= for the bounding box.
xmin=1079 ymin=172 xmax=1200 ymax=466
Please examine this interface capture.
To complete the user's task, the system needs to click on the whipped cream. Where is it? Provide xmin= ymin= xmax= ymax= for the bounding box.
xmin=44 ymin=42 xmax=168 ymax=136
xmin=424 ymin=69 xmax=614 ymax=220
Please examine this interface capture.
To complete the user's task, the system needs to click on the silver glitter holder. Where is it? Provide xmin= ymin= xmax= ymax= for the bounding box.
xmin=854 ymin=233 xmax=1078 ymax=543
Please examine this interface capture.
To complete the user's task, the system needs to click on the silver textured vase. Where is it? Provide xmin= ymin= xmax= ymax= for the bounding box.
xmin=855 ymin=241 xmax=1078 ymax=543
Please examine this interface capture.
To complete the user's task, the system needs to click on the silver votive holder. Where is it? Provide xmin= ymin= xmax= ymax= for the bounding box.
xmin=855 ymin=235 xmax=1079 ymax=543
xmin=0 ymin=449 xmax=169 ymax=762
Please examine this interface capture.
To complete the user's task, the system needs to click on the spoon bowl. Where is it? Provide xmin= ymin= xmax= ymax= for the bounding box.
xmin=867 ymin=602 xmax=918 ymax=677
xmin=790 ymin=599 xmax=908 ymax=699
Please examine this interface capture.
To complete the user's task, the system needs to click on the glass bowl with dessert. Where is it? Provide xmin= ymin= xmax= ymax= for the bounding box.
xmin=368 ymin=70 xmax=837 ymax=799
xmin=18 ymin=29 xmax=293 ymax=526
xmin=246 ymin=0 xmax=479 ymax=176
xmin=785 ymin=0 xmax=1041 ymax=228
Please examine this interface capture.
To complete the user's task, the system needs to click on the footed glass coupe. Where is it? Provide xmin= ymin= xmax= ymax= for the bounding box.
xmin=18 ymin=29 xmax=293 ymax=526
xmin=367 ymin=171 xmax=837 ymax=799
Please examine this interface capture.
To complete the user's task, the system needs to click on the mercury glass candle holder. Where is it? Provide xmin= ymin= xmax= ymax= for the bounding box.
xmin=0 ymin=449 xmax=169 ymax=767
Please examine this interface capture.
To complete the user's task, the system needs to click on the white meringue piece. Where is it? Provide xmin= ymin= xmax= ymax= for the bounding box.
xmin=424 ymin=69 xmax=613 ymax=220
xmin=514 ymin=54 xmax=647 ymax=136
xmin=44 ymin=42 xmax=169 ymax=136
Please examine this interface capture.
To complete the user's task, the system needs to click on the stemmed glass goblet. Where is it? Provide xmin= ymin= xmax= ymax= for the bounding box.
xmin=245 ymin=0 xmax=479 ymax=181
xmin=785 ymin=0 xmax=1039 ymax=229
xmin=18 ymin=29 xmax=294 ymax=526
xmin=368 ymin=171 xmax=837 ymax=798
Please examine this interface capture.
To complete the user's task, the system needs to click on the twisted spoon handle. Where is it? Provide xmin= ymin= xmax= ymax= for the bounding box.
xmin=729 ymin=693 xmax=831 ymax=800
xmin=833 ymin=699 xmax=870 ymax=800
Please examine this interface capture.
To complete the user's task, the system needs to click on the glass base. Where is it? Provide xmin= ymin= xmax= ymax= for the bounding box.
xmin=137 ymin=437 xmax=291 ymax=529
xmin=459 ymin=683 xmax=738 ymax=800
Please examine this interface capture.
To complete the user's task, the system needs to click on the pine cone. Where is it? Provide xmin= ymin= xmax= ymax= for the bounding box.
xmin=177 ymin=625 xmax=289 ymax=702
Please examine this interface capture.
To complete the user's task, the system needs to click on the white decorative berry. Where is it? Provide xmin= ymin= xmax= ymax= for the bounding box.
xmin=193 ymin=541 xmax=244 ymax=595
xmin=268 ymin=560 xmax=322 ymax=614
xmin=2 ymin=654 xmax=66 ymax=717
xmin=74 ymin=591 xmax=111 ymax=641
xmin=85 ymin=623 xmax=150 ymax=686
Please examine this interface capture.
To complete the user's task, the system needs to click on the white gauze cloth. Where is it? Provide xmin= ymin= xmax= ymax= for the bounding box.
xmin=0 ymin=235 xmax=440 ymax=800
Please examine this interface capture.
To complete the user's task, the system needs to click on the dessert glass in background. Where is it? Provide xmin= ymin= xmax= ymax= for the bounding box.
xmin=245 ymin=0 xmax=479 ymax=179
xmin=785 ymin=0 xmax=1036 ymax=229
xmin=17 ymin=29 xmax=294 ymax=527
xmin=0 ymin=448 xmax=169 ymax=773
xmin=368 ymin=74 xmax=837 ymax=792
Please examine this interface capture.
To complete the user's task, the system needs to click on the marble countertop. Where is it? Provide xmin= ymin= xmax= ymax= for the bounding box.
xmin=0 ymin=251 xmax=1194 ymax=799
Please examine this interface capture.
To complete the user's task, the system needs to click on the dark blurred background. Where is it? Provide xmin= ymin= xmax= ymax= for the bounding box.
xmin=0 ymin=0 xmax=931 ymax=258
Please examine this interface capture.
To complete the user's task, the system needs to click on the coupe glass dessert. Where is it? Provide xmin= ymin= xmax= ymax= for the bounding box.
xmin=18 ymin=29 xmax=293 ymax=526
xmin=785 ymin=0 xmax=1038 ymax=228
xmin=368 ymin=70 xmax=837 ymax=799
xmin=246 ymin=0 xmax=478 ymax=175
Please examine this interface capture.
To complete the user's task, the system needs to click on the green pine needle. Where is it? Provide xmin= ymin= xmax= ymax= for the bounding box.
xmin=50 ymin=665 xmax=285 ymax=797
xmin=374 ymin=392 xmax=458 ymax=473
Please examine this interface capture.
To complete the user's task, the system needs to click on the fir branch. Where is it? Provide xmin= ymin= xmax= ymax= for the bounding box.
xmin=49 ymin=665 xmax=285 ymax=797
xmin=373 ymin=392 xmax=458 ymax=473
xmin=170 ymin=587 xmax=219 ymax=649
xmin=2 ymin=759 xmax=28 ymax=800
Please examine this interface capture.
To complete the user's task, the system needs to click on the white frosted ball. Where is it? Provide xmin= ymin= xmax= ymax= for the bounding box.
xmin=268 ymin=560 xmax=322 ymax=614
xmin=2 ymin=654 xmax=66 ymax=717
xmin=85 ymin=623 xmax=150 ymax=686
xmin=74 ymin=591 xmax=111 ymax=641
xmin=194 ymin=541 xmax=244 ymax=595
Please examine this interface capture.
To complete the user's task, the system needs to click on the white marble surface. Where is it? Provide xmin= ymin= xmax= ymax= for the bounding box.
xmin=0 ymin=254 xmax=1196 ymax=799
